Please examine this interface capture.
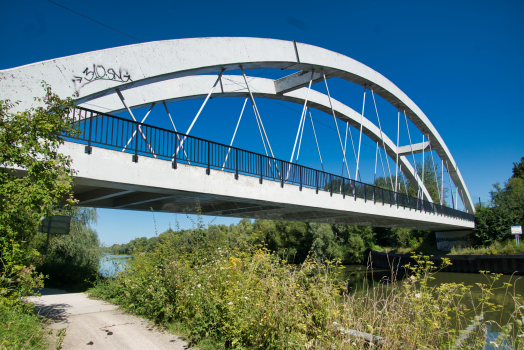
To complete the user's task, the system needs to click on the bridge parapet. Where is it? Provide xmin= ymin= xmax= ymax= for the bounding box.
xmin=66 ymin=106 xmax=474 ymax=224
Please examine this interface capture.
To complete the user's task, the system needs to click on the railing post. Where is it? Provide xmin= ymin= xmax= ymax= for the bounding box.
xmin=206 ymin=142 xmax=211 ymax=175
xmin=85 ymin=111 xmax=93 ymax=154
xmin=132 ymin=121 xmax=138 ymax=163
xmin=382 ymin=188 xmax=385 ymax=206
xmin=354 ymin=180 xmax=357 ymax=201
xmin=280 ymin=161 xmax=284 ymax=188
xmin=316 ymin=171 xmax=319 ymax=194
xmin=235 ymin=148 xmax=239 ymax=180
xmin=373 ymin=186 xmax=376 ymax=204
xmin=299 ymin=166 xmax=302 ymax=191
xmin=259 ymin=155 xmax=263 ymax=184
xmin=172 ymin=132 xmax=177 ymax=169
xmin=364 ymin=185 xmax=367 ymax=203
xmin=342 ymin=178 xmax=345 ymax=199
xmin=330 ymin=175 xmax=333 ymax=196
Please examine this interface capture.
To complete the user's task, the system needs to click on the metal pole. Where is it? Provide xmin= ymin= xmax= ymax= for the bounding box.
xmin=163 ymin=101 xmax=190 ymax=163
xmin=422 ymin=134 xmax=425 ymax=191
xmin=176 ymin=69 xmax=225 ymax=156
xmin=240 ymin=66 xmax=276 ymax=161
xmin=371 ymin=89 xmax=394 ymax=190
xmin=122 ymin=102 xmax=155 ymax=152
xmin=374 ymin=142 xmax=378 ymax=183
xmin=404 ymin=110 xmax=420 ymax=199
xmin=222 ymin=96 xmax=248 ymax=169
xmin=441 ymin=159 xmax=444 ymax=206
xmin=288 ymin=72 xmax=314 ymax=177
xmin=308 ymin=106 xmax=324 ymax=171
xmin=355 ymin=87 xmax=366 ymax=181
xmin=85 ymin=111 xmax=93 ymax=154
xmin=322 ymin=70 xmax=351 ymax=179
xmin=447 ymin=161 xmax=454 ymax=209
xmin=395 ymin=110 xmax=399 ymax=192
xmin=116 ymin=88 xmax=156 ymax=158
xmin=427 ymin=134 xmax=442 ymax=204
xmin=235 ymin=148 xmax=239 ymax=180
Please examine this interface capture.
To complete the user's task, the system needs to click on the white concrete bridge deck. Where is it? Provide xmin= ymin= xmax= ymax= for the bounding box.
xmin=62 ymin=141 xmax=474 ymax=231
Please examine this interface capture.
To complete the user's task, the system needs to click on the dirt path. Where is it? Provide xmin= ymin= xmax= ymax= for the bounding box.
xmin=27 ymin=289 xmax=189 ymax=350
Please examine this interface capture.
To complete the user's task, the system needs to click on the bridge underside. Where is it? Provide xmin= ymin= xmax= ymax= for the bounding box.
xmin=61 ymin=142 xmax=473 ymax=231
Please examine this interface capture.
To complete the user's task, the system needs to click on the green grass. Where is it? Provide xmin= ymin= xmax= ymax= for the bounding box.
xmin=450 ymin=239 xmax=524 ymax=255
xmin=0 ymin=299 xmax=49 ymax=350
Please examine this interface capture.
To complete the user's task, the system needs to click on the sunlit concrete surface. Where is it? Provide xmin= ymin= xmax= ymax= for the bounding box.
xmin=0 ymin=37 xmax=474 ymax=212
xmin=60 ymin=142 xmax=473 ymax=231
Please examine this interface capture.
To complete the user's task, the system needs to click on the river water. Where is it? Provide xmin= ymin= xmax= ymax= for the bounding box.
xmin=99 ymin=254 xmax=133 ymax=277
xmin=340 ymin=265 xmax=524 ymax=349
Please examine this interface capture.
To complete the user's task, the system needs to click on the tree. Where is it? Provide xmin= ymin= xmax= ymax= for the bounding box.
xmin=473 ymin=158 xmax=524 ymax=245
xmin=0 ymin=83 xmax=77 ymax=297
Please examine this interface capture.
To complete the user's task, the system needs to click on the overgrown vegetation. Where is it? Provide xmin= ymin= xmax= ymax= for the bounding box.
xmin=91 ymin=212 xmax=524 ymax=349
xmin=451 ymin=239 xmax=524 ymax=256
xmin=0 ymin=85 xmax=79 ymax=348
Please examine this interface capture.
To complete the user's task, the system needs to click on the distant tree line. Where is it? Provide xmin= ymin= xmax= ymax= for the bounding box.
xmin=107 ymin=217 xmax=432 ymax=264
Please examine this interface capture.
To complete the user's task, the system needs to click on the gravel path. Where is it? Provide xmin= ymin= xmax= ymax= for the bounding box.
xmin=26 ymin=289 xmax=189 ymax=350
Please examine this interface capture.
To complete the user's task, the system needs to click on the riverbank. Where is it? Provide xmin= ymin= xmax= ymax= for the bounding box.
xmin=371 ymin=250 xmax=524 ymax=274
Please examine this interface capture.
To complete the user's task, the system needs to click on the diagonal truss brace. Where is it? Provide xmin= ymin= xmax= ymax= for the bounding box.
xmin=116 ymin=88 xmax=157 ymax=158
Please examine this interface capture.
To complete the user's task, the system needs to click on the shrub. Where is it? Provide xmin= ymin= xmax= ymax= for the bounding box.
xmin=90 ymin=236 xmax=524 ymax=349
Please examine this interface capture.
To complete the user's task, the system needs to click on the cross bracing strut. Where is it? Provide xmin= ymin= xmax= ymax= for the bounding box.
xmin=308 ymin=106 xmax=324 ymax=172
xmin=222 ymin=96 xmax=249 ymax=170
xmin=355 ymin=87 xmax=367 ymax=182
xmin=322 ymin=70 xmax=351 ymax=179
xmin=115 ymin=88 xmax=157 ymax=158
xmin=288 ymin=71 xmax=314 ymax=178
xmin=162 ymin=101 xmax=190 ymax=163
xmin=371 ymin=89 xmax=394 ymax=191
xmin=122 ymin=102 xmax=155 ymax=152
xmin=175 ymin=69 xmax=225 ymax=157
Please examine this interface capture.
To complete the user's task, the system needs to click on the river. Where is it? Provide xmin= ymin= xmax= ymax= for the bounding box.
xmin=340 ymin=264 xmax=523 ymax=349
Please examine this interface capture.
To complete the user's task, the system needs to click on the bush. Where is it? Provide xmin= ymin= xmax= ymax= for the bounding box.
xmin=90 ymin=235 xmax=524 ymax=349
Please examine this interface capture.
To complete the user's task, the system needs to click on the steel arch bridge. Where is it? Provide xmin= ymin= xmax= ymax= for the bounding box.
xmin=0 ymin=37 xmax=474 ymax=230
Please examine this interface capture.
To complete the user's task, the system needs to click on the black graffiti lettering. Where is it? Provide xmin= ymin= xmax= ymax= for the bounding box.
xmin=73 ymin=64 xmax=132 ymax=86
xmin=95 ymin=65 xmax=106 ymax=79
xmin=106 ymin=68 xmax=116 ymax=80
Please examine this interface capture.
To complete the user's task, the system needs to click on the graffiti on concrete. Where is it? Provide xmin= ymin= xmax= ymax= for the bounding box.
xmin=72 ymin=65 xmax=132 ymax=87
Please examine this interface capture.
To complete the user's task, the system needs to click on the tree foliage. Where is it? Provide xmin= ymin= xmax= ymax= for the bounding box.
xmin=0 ymin=84 xmax=77 ymax=297
xmin=473 ymin=157 xmax=524 ymax=245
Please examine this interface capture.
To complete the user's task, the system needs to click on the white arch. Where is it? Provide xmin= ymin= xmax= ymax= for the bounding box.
xmin=79 ymin=74 xmax=433 ymax=202
xmin=0 ymin=37 xmax=473 ymax=212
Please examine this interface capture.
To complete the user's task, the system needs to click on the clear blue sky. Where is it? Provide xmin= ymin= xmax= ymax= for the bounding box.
xmin=1 ymin=0 xmax=523 ymax=245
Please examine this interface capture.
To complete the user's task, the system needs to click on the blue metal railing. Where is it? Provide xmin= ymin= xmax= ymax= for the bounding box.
xmin=65 ymin=106 xmax=474 ymax=222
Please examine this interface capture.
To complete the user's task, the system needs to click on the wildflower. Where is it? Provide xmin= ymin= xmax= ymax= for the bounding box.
xmin=415 ymin=293 xmax=422 ymax=298
xmin=332 ymin=322 xmax=338 ymax=326
xmin=197 ymin=284 xmax=201 ymax=288
xmin=244 ymin=296 xmax=249 ymax=300
xmin=228 ymin=302 xmax=233 ymax=305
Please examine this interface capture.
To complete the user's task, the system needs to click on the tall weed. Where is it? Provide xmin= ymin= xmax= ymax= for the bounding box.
xmin=90 ymin=234 xmax=524 ymax=349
